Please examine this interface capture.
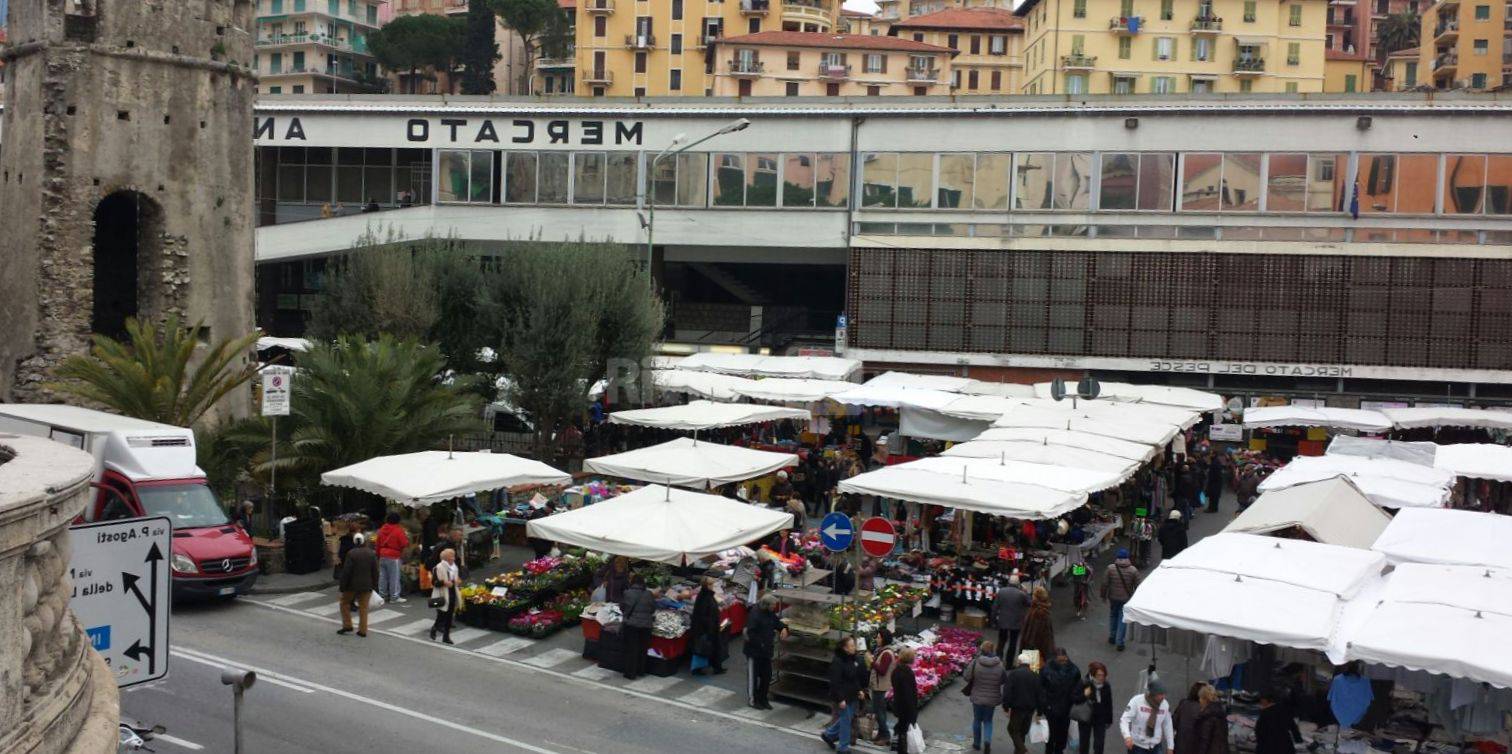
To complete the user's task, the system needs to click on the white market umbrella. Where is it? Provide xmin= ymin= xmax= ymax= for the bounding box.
xmin=1258 ymin=454 xmax=1454 ymax=509
xmin=1380 ymin=407 xmax=1512 ymax=431
xmin=1345 ymin=564 xmax=1512 ymax=689
xmin=320 ymin=450 xmax=571 ymax=506
xmin=838 ymin=458 xmax=1088 ymax=519
xmin=608 ymin=400 xmax=809 ymax=431
xmin=1242 ymin=405 xmax=1392 ymax=433
xmin=990 ymin=405 xmax=1178 ymax=446
xmin=584 ymin=437 xmax=797 ymax=489
xmin=675 ymin=353 xmax=861 ymax=381
xmin=525 ymin=484 xmax=795 ymax=565
xmin=1371 ymin=507 xmax=1512 ymax=570
xmin=941 ymin=440 xmax=1141 ymax=477
xmin=1031 ymin=382 xmax=1225 ymax=412
xmin=650 ymin=369 xmax=758 ymax=402
xmin=974 ymin=426 xmax=1157 ymax=462
xmin=732 ymin=378 xmax=858 ymax=403
xmin=1433 ymin=443 xmax=1512 ymax=482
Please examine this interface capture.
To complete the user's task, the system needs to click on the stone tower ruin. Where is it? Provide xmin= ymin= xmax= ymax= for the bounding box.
xmin=0 ymin=0 xmax=258 ymax=403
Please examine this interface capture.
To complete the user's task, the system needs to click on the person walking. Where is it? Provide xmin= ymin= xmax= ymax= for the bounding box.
xmin=821 ymin=636 xmax=867 ymax=753
xmin=1041 ymin=648 xmax=1083 ymax=754
xmin=868 ymin=629 xmax=898 ymax=748
xmin=1102 ymin=549 xmax=1143 ymax=651
xmin=1078 ymin=662 xmax=1115 ymax=754
xmin=417 ymin=507 xmax=439 ymax=564
xmin=374 ymin=511 xmax=410 ymax=604
xmin=993 ymin=576 xmax=1031 ymax=662
xmin=1019 ymin=586 xmax=1056 ymax=663
xmin=336 ymin=533 xmax=378 ymax=637
xmin=689 ymin=576 xmax=727 ymax=676
xmin=1193 ymin=686 xmax=1229 ymax=754
xmin=1205 ymin=454 xmax=1227 ymax=514
xmin=1253 ymin=693 xmax=1294 ymax=754
xmin=1003 ymin=651 xmax=1041 ymax=754
xmin=1172 ymin=683 xmax=1205 ymax=754
xmin=744 ymin=595 xmax=789 ymax=710
xmin=963 ymin=639 xmax=1006 ymax=753
xmin=1157 ymin=511 xmax=1188 ymax=561
xmin=619 ymin=573 xmax=656 ymax=680
xmin=891 ymin=647 xmax=920 ymax=754
xmin=428 ymin=547 xmax=460 ymax=643
xmin=1119 ymin=681 xmax=1174 ymax=754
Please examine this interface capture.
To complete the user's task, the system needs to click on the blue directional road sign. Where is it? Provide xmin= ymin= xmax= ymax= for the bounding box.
xmin=819 ymin=511 xmax=855 ymax=552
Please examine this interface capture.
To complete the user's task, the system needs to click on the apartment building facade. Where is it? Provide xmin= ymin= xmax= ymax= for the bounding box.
xmin=1014 ymin=0 xmax=1329 ymax=94
xmin=575 ymin=0 xmax=842 ymax=96
xmin=889 ymin=8 xmax=1025 ymax=93
xmin=255 ymin=0 xmax=387 ymax=94
xmin=1380 ymin=44 xmax=1422 ymax=88
xmin=710 ymin=31 xmax=955 ymax=95
xmin=875 ymin=0 xmax=1016 ymax=24
xmin=1419 ymin=0 xmax=1511 ymax=89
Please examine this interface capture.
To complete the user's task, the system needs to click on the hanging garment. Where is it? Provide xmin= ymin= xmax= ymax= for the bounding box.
xmin=1328 ymin=673 xmax=1375 ymax=729
xmin=1199 ymin=636 xmax=1249 ymax=681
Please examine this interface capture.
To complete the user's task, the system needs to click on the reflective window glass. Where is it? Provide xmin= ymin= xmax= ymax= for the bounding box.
xmin=438 ymin=149 xmax=469 ymax=203
xmin=1443 ymin=154 xmax=1485 ymax=214
xmin=573 ymin=152 xmax=605 ymax=204
xmin=506 ymin=152 xmax=537 ymax=204
xmin=1266 ymin=153 xmax=1307 ymax=211
xmin=1099 ymin=153 xmax=1139 ymax=210
xmin=1305 ymin=154 xmax=1348 ymax=212
xmin=469 ymin=150 xmax=493 ymax=202
xmin=1394 ymin=154 xmax=1438 ymax=213
xmin=861 ymin=153 xmax=898 ymax=208
xmin=897 ymin=153 xmax=934 ymax=208
xmin=652 ymin=154 xmax=677 ymax=205
xmin=1222 ymin=154 xmax=1260 ymax=212
xmin=1487 ymin=155 xmax=1512 ymax=214
xmin=937 ymin=153 xmax=974 ymax=209
xmin=815 ymin=154 xmax=849 ymax=208
xmin=1053 ymin=153 xmax=1091 ymax=209
xmin=677 ymin=153 xmax=709 ymax=207
xmin=538 ymin=152 xmax=570 ymax=203
xmin=1015 ymin=152 xmax=1054 ymax=210
xmin=975 ymin=154 xmax=1010 ymax=209
xmin=606 ymin=152 xmax=639 ymax=205
xmin=713 ymin=153 xmax=745 ymax=206
xmin=783 ymin=153 xmax=817 ymax=207
xmin=1180 ymin=153 xmax=1221 ymax=211
xmin=1135 ymin=153 xmax=1174 ymax=211
xmin=1357 ymin=154 xmax=1395 ymax=214
xmin=747 ymin=153 xmax=779 ymax=207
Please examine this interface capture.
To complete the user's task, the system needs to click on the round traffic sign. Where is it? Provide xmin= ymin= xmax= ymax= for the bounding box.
xmin=818 ymin=511 xmax=854 ymax=552
xmin=859 ymin=516 xmax=896 ymax=558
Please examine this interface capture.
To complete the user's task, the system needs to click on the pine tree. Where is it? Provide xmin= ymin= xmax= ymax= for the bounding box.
xmin=460 ymin=0 xmax=501 ymax=94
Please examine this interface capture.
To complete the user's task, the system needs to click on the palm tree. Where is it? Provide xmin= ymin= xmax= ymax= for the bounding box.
xmin=50 ymin=315 xmax=260 ymax=427
xmin=1376 ymin=12 xmax=1420 ymax=57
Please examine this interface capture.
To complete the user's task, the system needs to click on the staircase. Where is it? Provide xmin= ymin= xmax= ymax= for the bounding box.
xmin=687 ymin=262 xmax=768 ymax=305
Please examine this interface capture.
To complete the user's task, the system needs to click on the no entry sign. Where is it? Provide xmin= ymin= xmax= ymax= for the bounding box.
xmin=859 ymin=517 xmax=897 ymax=558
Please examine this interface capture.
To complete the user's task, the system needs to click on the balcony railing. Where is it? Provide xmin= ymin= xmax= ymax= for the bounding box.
xmin=1061 ymin=52 xmax=1097 ymax=69
xmin=740 ymin=0 xmax=770 ymax=13
xmin=624 ymin=33 xmax=657 ymax=49
xmin=1108 ymin=16 xmax=1142 ymax=33
xmin=818 ymin=62 xmax=851 ymax=78
xmin=266 ymin=64 xmax=362 ymax=81
xmin=1190 ymin=16 xmax=1222 ymax=32
xmin=1434 ymin=20 xmax=1459 ymax=38
xmin=584 ymin=0 xmax=614 ymax=12
xmin=906 ymin=67 xmax=940 ymax=82
xmin=784 ymin=3 xmax=834 ymax=27
xmin=536 ymin=55 xmax=576 ymax=68
xmin=1232 ymin=56 xmax=1265 ymax=73
xmin=729 ymin=58 xmax=765 ymax=75
xmin=583 ymin=69 xmax=614 ymax=84
xmin=257 ymin=33 xmax=366 ymax=52
xmin=1434 ymin=51 xmax=1458 ymax=69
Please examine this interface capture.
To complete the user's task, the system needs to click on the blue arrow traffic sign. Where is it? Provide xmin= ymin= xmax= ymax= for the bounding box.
xmin=819 ymin=511 xmax=855 ymax=552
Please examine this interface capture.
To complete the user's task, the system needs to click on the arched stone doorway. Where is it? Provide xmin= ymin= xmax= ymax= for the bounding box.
xmin=90 ymin=191 xmax=162 ymax=339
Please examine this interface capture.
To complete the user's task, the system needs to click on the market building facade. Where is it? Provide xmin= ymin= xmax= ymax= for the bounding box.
xmin=237 ymin=94 xmax=1512 ymax=407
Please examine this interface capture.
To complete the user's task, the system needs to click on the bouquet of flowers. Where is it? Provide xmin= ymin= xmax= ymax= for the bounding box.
xmin=523 ymin=556 xmax=563 ymax=575
xmin=508 ymin=608 xmax=567 ymax=638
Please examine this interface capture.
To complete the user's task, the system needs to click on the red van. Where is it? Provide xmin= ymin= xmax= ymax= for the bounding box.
xmin=0 ymin=404 xmax=259 ymax=601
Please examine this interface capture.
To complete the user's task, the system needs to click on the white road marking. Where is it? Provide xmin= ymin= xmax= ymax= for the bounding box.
xmin=171 ymin=649 xmax=316 ymax=694
xmin=152 ymin=732 xmax=205 ymax=750
xmin=388 ymin=618 xmax=437 ymax=636
xmin=571 ymin=665 xmax=620 ymax=682
xmin=364 ymin=609 xmax=405 ymax=625
xmin=169 ymin=647 xmax=564 ymax=754
xmin=264 ymin=591 xmax=329 ymax=607
xmin=625 ymin=674 xmax=681 ymax=694
xmin=445 ymin=627 xmax=490 ymax=645
xmin=522 ymin=647 xmax=583 ymax=668
xmin=733 ymin=703 xmax=794 ymax=721
xmin=678 ymin=685 xmax=735 ymax=707
xmin=306 ymin=602 xmax=342 ymax=617
xmin=789 ymin=715 xmax=831 ymax=734
xmin=477 ymin=637 xmax=535 ymax=657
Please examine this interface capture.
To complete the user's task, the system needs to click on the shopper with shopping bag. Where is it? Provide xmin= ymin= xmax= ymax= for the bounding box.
xmin=1041 ymin=648 xmax=1084 ymax=754
xmin=1004 ymin=651 xmax=1042 ymax=754
xmin=821 ymin=636 xmax=867 ymax=753
xmin=1119 ymin=680 xmax=1174 ymax=754
xmin=891 ymin=647 xmax=920 ymax=754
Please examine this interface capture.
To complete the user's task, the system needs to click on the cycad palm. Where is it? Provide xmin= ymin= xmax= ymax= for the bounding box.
xmin=50 ymin=316 xmax=259 ymax=427
xmin=1376 ymin=12 xmax=1420 ymax=56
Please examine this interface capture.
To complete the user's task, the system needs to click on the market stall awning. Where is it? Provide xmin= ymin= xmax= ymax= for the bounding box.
xmin=1379 ymin=406 xmax=1512 ymax=430
xmin=1223 ymin=477 xmax=1391 ymax=550
xmin=1326 ymin=436 xmax=1437 ymax=466
xmin=1370 ymin=507 xmax=1512 ymax=570
xmin=1242 ymin=406 xmax=1392 ymax=432
xmin=1032 ymin=382 xmax=1224 ymax=412
xmin=961 ymin=380 xmax=1038 ymax=398
xmin=1433 ymin=443 xmax=1512 ymax=482
xmin=583 ymin=437 xmax=797 ymax=489
xmin=1124 ymin=533 xmax=1386 ymax=662
xmin=940 ymin=440 xmax=1142 ymax=477
xmin=675 ymin=353 xmax=861 ymax=381
xmin=320 ymin=451 xmax=572 ymax=506
xmin=901 ymin=455 xmax=1125 ymax=495
xmin=990 ymin=405 xmax=1183 ymax=445
xmin=731 ymin=378 xmax=859 ymax=403
xmin=525 ymin=484 xmax=795 ymax=565
xmin=863 ymin=371 xmax=978 ymax=392
xmin=256 ymin=336 xmax=311 ymax=352
xmin=944 ymin=395 xmax=1200 ymax=431
xmin=608 ymin=400 xmax=809 ymax=431
xmin=1345 ymin=564 xmax=1512 ymax=689
xmin=837 ymin=457 xmax=1088 ymax=519
xmin=827 ymin=384 xmax=961 ymax=410
xmin=1257 ymin=455 xmax=1454 ymax=509
xmin=974 ymin=426 xmax=1159 ymax=462
xmin=650 ymin=369 xmax=759 ymax=401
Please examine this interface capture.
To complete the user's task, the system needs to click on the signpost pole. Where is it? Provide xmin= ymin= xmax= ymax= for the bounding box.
xmin=232 ymin=684 xmax=246 ymax=754
xmin=269 ymin=415 xmax=277 ymax=516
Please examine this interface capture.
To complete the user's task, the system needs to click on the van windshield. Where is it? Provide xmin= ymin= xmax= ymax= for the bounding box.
xmin=136 ymin=484 xmax=230 ymax=529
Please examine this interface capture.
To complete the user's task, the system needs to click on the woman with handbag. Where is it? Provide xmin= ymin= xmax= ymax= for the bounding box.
xmin=963 ymin=639 xmax=1006 ymax=753
xmin=429 ymin=547 xmax=460 ymax=644
xmin=867 ymin=629 xmax=897 ymax=748
xmin=891 ymin=647 xmax=920 ymax=754
xmin=1076 ymin=662 xmax=1115 ymax=754
xmin=689 ymin=577 xmax=727 ymax=676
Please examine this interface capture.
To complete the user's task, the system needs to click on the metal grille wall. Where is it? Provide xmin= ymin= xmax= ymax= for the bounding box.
xmin=847 ymin=249 xmax=1512 ymax=370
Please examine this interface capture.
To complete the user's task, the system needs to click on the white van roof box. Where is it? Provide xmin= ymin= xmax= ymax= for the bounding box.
xmin=0 ymin=404 xmax=184 ymax=434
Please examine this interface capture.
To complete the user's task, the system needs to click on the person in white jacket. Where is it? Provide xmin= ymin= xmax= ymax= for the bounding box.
xmin=1119 ymin=680 xmax=1175 ymax=754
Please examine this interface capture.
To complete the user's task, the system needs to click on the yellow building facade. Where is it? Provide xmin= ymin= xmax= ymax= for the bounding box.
xmin=890 ymin=8 xmax=1025 ymax=93
xmin=1419 ymin=0 xmax=1511 ymax=90
xmin=1323 ymin=49 xmax=1370 ymax=91
xmin=710 ymin=31 xmax=956 ymax=95
xmin=1379 ymin=46 xmax=1422 ymax=90
xmin=575 ymin=0 xmax=842 ymax=96
xmin=1014 ymin=0 xmax=1329 ymax=94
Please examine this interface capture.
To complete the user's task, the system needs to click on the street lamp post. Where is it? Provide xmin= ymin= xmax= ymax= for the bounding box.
xmin=644 ymin=118 xmax=750 ymax=290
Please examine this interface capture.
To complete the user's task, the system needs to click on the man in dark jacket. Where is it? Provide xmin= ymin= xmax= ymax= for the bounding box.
xmin=337 ymin=533 xmax=379 ymax=637
xmin=1040 ymin=648 xmax=1083 ymax=754
xmin=1004 ymin=652 xmax=1042 ymax=754
xmin=1254 ymin=693 xmax=1295 ymax=754
xmin=994 ymin=577 xmax=1031 ymax=662
xmin=1157 ymin=510 xmax=1188 ymax=560
xmin=743 ymin=595 xmax=789 ymax=710
xmin=1205 ymin=454 xmax=1228 ymax=513
xmin=619 ymin=574 xmax=657 ymax=680
xmin=822 ymin=637 xmax=867 ymax=753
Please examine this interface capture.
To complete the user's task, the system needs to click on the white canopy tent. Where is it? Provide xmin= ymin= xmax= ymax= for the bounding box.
xmin=320 ymin=451 xmax=572 ymax=506
xmin=525 ymin=485 xmax=795 ymax=565
xmin=863 ymin=371 xmax=977 ymax=392
xmin=1345 ymin=564 xmax=1512 ymax=689
xmin=649 ymin=369 xmax=758 ymax=401
xmin=1258 ymin=455 xmax=1454 ymax=509
xmin=899 ymin=455 xmax=1125 ymax=495
xmin=940 ymin=395 xmax=1200 ymax=431
xmin=583 ymin=438 xmax=797 ymax=489
xmin=675 ymin=353 xmax=861 ymax=381
xmin=827 ymin=384 xmax=961 ymax=410
xmin=1326 ymin=436 xmax=1438 ymax=467
xmin=961 ymin=380 xmax=1038 ymax=398
xmin=991 ymin=406 xmax=1182 ymax=446
xmin=256 ymin=336 xmax=311 ymax=352
xmin=837 ymin=458 xmax=1088 ymax=519
xmin=1223 ymin=477 xmax=1391 ymax=550
xmin=1379 ymin=407 xmax=1512 ymax=430
xmin=973 ymin=427 xmax=1158 ymax=462
xmin=608 ymin=400 xmax=809 ymax=431
xmin=1123 ymin=533 xmax=1386 ymax=663
xmin=1242 ymin=406 xmax=1393 ymax=433
xmin=731 ymin=378 xmax=859 ymax=403
xmin=1031 ymin=382 xmax=1224 ymax=412
xmin=1433 ymin=443 xmax=1512 ymax=482
xmin=940 ymin=440 xmax=1142 ymax=477
xmin=1371 ymin=507 xmax=1512 ymax=570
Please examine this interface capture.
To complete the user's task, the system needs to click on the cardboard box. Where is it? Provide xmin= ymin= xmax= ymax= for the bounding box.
xmin=959 ymin=608 xmax=988 ymax=629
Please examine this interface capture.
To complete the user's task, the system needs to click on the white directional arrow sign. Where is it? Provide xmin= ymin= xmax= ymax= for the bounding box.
xmin=69 ymin=516 xmax=172 ymax=689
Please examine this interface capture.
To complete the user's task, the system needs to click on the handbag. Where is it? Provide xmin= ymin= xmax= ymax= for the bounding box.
xmin=427 ymin=596 xmax=446 ymax=608
xmin=960 ymin=658 xmax=977 ymax=696
xmin=1070 ymin=700 xmax=1093 ymax=724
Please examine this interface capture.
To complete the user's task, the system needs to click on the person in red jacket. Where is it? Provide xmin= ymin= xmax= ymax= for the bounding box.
xmin=374 ymin=512 xmax=410 ymax=604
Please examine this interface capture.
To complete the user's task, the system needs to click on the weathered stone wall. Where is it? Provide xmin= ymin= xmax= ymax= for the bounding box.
xmin=0 ymin=0 xmax=258 ymax=412
xmin=0 ymin=435 xmax=119 ymax=754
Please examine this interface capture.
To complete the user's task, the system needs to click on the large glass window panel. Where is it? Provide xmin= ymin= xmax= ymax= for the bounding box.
xmin=438 ymin=150 xmax=469 ymax=203
xmin=337 ymin=147 xmax=364 ymax=166
xmin=1395 ymin=154 xmax=1437 ymax=214
xmin=1015 ymin=153 xmax=1054 ymax=210
xmin=1099 ymin=153 xmax=1138 ymax=210
xmin=1486 ymin=155 xmax=1512 ymax=214
xmin=306 ymin=147 xmax=332 ymax=165
xmin=676 ymin=153 xmax=708 ymax=207
xmin=469 ymin=150 xmax=493 ymax=202
xmin=606 ymin=152 xmax=639 ymax=205
xmin=364 ymin=165 xmax=392 ymax=204
xmin=1306 ymin=154 xmax=1348 ymax=212
xmin=937 ymin=153 xmax=974 ymax=209
xmin=538 ymin=152 xmax=569 ymax=203
xmin=746 ymin=153 xmax=779 ymax=207
xmin=277 ymin=163 xmax=304 ymax=203
xmin=782 ymin=153 xmax=817 ymax=207
xmin=712 ymin=153 xmax=745 ymax=206
xmin=651 ymin=155 xmax=677 ymax=205
xmin=335 ymin=164 xmax=365 ymax=203
xmin=305 ymin=165 xmax=332 ymax=203
xmin=573 ymin=152 xmax=606 ymax=204
xmin=1221 ymin=154 xmax=1260 ymax=211
xmin=1180 ymin=153 xmax=1222 ymax=211
xmin=1054 ymin=153 xmax=1092 ymax=209
xmin=1136 ymin=153 xmax=1174 ymax=211
xmin=1443 ymin=154 xmax=1485 ymax=214
xmin=506 ymin=152 xmax=537 ymax=204
xmin=815 ymin=154 xmax=849 ymax=208
xmin=861 ymin=153 xmax=898 ymax=208
xmin=974 ymin=154 xmax=1010 ymax=209
xmin=896 ymin=153 xmax=933 ymax=208
xmin=1267 ymin=153 xmax=1307 ymax=211
xmin=1358 ymin=154 xmax=1396 ymax=213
